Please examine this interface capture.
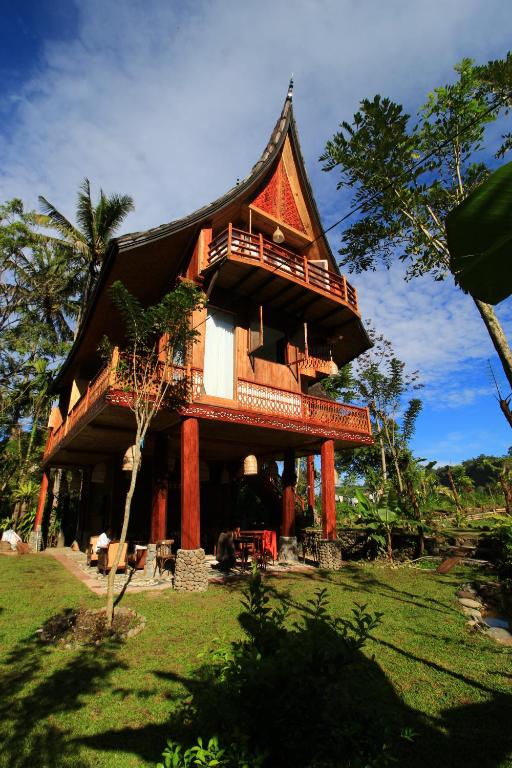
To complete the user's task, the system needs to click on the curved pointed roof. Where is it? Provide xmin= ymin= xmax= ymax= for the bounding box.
xmin=115 ymin=81 xmax=335 ymax=266
xmin=52 ymin=84 xmax=345 ymax=391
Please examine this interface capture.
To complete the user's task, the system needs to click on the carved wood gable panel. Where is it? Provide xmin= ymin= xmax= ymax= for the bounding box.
xmin=251 ymin=159 xmax=306 ymax=234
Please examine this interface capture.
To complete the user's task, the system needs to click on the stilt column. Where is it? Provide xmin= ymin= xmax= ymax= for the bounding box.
xmin=321 ymin=440 xmax=336 ymax=540
xmin=279 ymin=449 xmax=298 ymax=562
xmin=34 ymin=470 xmax=50 ymax=531
xmin=281 ymin=449 xmax=296 ymax=536
xmin=151 ymin=433 xmax=168 ymax=543
xmin=30 ymin=469 xmax=50 ymax=551
xmin=307 ymin=455 xmax=315 ymax=512
xmin=181 ymin=417 xmax=200 ymax=549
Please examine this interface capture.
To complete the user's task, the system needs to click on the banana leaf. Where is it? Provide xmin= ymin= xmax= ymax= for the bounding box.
xmin=446 ymin=161 xmax=512 ymax=304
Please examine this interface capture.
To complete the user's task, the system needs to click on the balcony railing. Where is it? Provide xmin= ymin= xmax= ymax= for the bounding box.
xmin=237 ymin=379 xmax=371 ymax=434
xmin=208 ymin=225 xmax=358 ymax=311
xmin=44 ymin=354 xmax=371 ymax=460
xmin=44 ymin=364 xmax=110 ymax=458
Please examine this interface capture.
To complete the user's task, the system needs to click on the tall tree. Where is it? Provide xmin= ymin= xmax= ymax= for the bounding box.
xmin=326 ymin=324 xmax=422 ymax=494
xmin=0 ymin=200 xmax=79 ymax=523
xmin=101 ymin=279 xmax=205 ymax=626
xmin=39 ymin=178 xmax=134 ymax=322
xmin=321 ymin=55 xmax=512 ymax=405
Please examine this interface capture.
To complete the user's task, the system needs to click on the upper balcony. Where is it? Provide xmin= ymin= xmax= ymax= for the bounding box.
xmin=204 ymin=226 xmax=360 ymax=332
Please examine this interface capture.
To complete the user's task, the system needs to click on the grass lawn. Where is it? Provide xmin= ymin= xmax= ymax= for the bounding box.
xmin=0 ymin=554 xmax=511 ymax=767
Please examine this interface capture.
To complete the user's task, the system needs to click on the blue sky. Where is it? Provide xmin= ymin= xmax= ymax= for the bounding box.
xmin=1 ymin=0 xmax=512 ymax=465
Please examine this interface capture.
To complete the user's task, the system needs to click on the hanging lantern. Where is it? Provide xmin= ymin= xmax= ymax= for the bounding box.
xmin=272 ymin=226 xmax=285 ymax=244
xmin=220 ymin=465 xmax=230 ymax=485
xmin=243 ymin=455 xmax=258 ymax=476
xmin=91 ymin=462 xmax=107 ymax=484
xmin=122 ymin=445 xmax=140 ymax=472
xmin=199 ymin=461 xmax=210 ymax=482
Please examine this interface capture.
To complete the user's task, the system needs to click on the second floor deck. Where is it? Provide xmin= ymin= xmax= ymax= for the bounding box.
xmin=44 ymin=351 xmax=372 ymax=464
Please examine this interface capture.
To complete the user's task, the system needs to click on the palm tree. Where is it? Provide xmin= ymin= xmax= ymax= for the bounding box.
xmin=39 ymin=178 xmax=134 ymax=325
xmin=16 ymin=243 xmax=81 ymax=343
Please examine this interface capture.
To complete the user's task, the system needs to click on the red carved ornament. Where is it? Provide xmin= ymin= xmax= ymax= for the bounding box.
xmin=252 ymin=160 xmax=306 ymax=233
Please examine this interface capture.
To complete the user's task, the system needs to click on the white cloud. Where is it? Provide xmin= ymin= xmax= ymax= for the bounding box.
xmin=1 ymin=0 xmax=512 ymax=416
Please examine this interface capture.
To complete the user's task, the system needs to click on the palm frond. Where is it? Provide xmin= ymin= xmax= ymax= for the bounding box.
xmin=75 ymin=178 xmax=95 ymax=253
xmin=96 ymin=193 xmax=134 ymax=241
xmin=38 ymin=196 xmax=81 ymax=241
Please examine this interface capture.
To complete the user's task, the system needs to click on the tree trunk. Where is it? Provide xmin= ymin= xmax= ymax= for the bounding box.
xmin=474 ymin=297 xmax=512 ymax=400
xmin=499 ymin=466 xmax=512 ymax=516
xmin=373 ymin=408 xmax=388 ymax=488
xmin=381 ymin=417 xmax=404 ymax=493
xmin=386 ymin=528 xmax=393 ymax=561
xmin=105 ymin=441 xmax=141 ymax=627
xmin=499 ymin=397 xmax=512 ymax=429
xmin=447 ymin=469 xmax=463 ymax=515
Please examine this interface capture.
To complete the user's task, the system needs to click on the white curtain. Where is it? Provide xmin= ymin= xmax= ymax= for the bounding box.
xmin=203 ymin=308 xmax=235 ymax=398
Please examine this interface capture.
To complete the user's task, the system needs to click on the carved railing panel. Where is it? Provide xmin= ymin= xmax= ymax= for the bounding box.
xmin=237 ymin=379 xmax=370 ymax=435
xmin=238 ymin=380 xmax=303 ymax=419
xmin=302 ymin=395 xmax=370 ymax=433
xmin=44 ymin=364 xmax=110 ymax=458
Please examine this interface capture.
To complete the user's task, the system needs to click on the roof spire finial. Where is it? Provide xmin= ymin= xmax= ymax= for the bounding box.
xmin=287 ymin=75 xmax=294 ymax=100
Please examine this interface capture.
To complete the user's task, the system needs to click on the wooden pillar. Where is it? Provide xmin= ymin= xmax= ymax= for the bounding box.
xmin=34 ymin=470 xmax=50 ymax=530
xmin=151 ymin=433 xmax=168 ymax=543
xmin=321 ymin=440 xmax=336 ymax=540
xmin=181 ymin=417 xmax=200 ymax=549
xmin=307 ymin=455 xmax=315 ymax=511
xmin=282 ymin=449 xmax=296 ymax=537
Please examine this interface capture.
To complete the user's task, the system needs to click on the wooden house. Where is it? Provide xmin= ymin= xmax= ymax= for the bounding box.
xmin=34 ymin=83 xmax=373 ymax=559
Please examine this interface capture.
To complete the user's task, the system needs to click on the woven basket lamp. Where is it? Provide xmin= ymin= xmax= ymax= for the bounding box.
xmin=243 ymin=454 xmax=258 ymax=476
xmin=122 ymin=445 xmax=140 ymax=473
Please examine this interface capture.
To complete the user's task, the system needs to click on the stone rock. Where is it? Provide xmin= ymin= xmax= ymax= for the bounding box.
xmin=278 ymin=536 xmax=298 ymax=563
xmin=485 ymin=627 xmax=512 ymax=645
xmin=457 ymin=589 xmax=478 ymax=600
xmin=458 ymin=597 xmax=482 ymax=610
xmin=318 ymin=540 xmax=343 ymax=571
xmin=174 ymin=548 xmax=208 ymax=592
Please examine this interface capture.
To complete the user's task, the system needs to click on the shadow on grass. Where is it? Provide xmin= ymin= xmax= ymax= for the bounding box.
xmin=0 ymin=611 xmax=127 ymax=768
xmin=77 ymin=582 xmax=512 ymax=768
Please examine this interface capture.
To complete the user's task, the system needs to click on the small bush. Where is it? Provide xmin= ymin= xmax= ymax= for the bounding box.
xmin=157 ymin=569 xmax=413 ymax=767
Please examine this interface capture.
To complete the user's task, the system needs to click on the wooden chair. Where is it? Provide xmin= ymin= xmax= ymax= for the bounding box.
xmin=97 ymin=541 xmax=128 ymax=575
xmin=154 ymin=539 xmax=175 ymax=577
xmin=86 ymin=536 xmax=99 ymax=566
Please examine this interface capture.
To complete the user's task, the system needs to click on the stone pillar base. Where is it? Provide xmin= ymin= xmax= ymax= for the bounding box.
xmin=318 ymin=539 xmax=343 ymax=570
xmin=29 ymin=529 xmax=42 ymax=552
xmin=174 ymin=548 xmax=208 ymax=592
xmin=144 ymin=544 xmax=157 ymax=578
xmin=278 ymin=536 xmax=298 ymax=563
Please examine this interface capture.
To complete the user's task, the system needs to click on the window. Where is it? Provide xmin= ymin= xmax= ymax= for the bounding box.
xmin=248 ymin=305 xmax=287 ymax=365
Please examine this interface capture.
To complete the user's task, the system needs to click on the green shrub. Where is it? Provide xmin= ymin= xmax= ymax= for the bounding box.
xmin=157 ymin=568 xmax=413 ymax=767
xmin=489 ymin=522 xmax=512 ymax=580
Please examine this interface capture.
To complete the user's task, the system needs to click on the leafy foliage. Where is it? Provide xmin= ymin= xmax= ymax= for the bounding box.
xmin=158 ymin=568 xmax=401 ymax=768
xmin=102 ymin=279 xmax=205 ymax=624
xmin=39 ymin=178 xmax=134 ymax=321
xmin=327 ymin=324 xmax=422 ymax=506
xmin=321 ymin=54 xmax=512 ymax=398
